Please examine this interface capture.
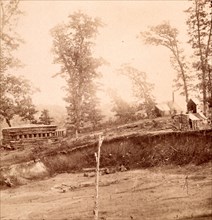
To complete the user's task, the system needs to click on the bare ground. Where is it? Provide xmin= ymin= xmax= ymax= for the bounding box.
xmin=1 ymin=163 xmax=212 ymax=220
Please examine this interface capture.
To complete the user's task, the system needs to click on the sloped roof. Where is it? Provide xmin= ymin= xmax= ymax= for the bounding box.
xmin=188 ymin=113 xmax=200 ymax=121
xmin=2 ymin=124 xmax=57 ymax=131
xmin=188 ymin=98 xmax=200 ymax=105
xmin=155 ymin=103 xmax=170 ymax=112
xmin=167 ymin=101 xmax=182 ymax=112
xmin=194 ymin=113 xmax=207 ymax=120
xmin=198 ymin=112 xmax=207 ymax=120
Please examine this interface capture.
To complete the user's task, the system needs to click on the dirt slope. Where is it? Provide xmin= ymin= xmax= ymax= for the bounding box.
xmin=1 ymin=163 xmax=211 ymax=220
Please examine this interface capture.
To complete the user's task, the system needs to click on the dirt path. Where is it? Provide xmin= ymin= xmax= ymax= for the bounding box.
xmin=1 ymin=163 xmax=212 ymax=220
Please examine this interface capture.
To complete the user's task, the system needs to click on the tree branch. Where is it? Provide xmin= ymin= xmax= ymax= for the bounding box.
xmin=3 ymin=0 xmax=20 ymax=27
xmin=205 ymin=17 xmax=212 ymax=62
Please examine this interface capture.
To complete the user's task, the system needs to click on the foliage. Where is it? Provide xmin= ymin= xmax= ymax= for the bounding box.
xmin=0 ymin=0 xmax=24 ymax=74
xmin=0 ymin=74 xmax=37 ymax=127
xmin=108 ymin=89 xmax=137 ymax=123
xmin=118 ymin=65 xmax=156 ymax=118
xmin=0 ymin=0 xmax=37 ymax=127
xmin=140 ymin=22 xmax=193 ymax=104
xmin=185 ymin=0 xmax=212 ymax=114
xmin=38 ymin=109 xmax=54 ymax=125
xmin=51 ymin=11 xmax=104 ymax=136
xmin=42 ymin=130 xmax=212 ymax=175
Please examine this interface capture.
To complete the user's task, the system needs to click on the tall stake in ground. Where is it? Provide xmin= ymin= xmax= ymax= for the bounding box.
xmin=94 ymin=134 xmax=104 ymax=220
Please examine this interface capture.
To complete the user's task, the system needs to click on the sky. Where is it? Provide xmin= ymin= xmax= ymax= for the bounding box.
xmin=14 ymin=0 xmax=192 ymax=109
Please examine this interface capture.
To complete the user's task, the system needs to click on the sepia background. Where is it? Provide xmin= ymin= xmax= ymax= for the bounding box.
xmin=15 ymin=0 xmax=190 ymax=109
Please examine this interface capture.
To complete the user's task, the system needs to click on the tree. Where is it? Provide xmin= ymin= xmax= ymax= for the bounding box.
xmin=0 ymin=0 xmax=38 ymax=127
xmin=0 ymin=0 xmax=24 ymax=74
xmin=108 ymin=89 xmax=137 ymax=123
xmin=84 ymin=96 xmax=103 ymax=131
xmin=140 ymin=22 xmax=193 ymax=105
xmin=0 ymin=74 xmax=37 ymax=127
xmin=0 ymin=1 xmax=37 ymax=127
xmin=185 ymin=0 xmax=212 ymax=114
xmin=51 ymin=12 xmax=104 ymax=137
xmin=118 ymin=65 xmax=156 ymax=118
xmin=38 ymin=109 xmax=54 ymax=125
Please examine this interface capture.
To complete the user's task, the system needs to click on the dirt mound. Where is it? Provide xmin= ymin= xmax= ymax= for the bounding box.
xmin=0 ymin=160 xmax=49 ymax=187
xmin=1 ymin=129 xmax=211 ymax=188
xmin=42 ymin=129 xmax=212 ymax=175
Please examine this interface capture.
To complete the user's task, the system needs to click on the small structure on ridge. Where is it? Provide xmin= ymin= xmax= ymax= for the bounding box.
xmin=1 ymin=124 xmax=66 ymax=147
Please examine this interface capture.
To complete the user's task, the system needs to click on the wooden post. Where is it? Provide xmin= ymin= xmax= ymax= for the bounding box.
xmin=94 ymin=134 xmax=104 ymax=220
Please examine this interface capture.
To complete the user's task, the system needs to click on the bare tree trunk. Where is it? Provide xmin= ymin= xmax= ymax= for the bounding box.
xmin=5 ymin=118 xmax=11 ymax=127
xmin=209 ymin=68 xmax=212 ymax=100
xmin=171 ymin=43 xmax=189 ymax=105
xmin=177 ymin=58 xmax=189 ymax=104
xmin=94 ymin=134 xmax=104 ymax=220
xmin=195 ymin=0 xmax=207 ymax=114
